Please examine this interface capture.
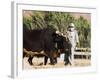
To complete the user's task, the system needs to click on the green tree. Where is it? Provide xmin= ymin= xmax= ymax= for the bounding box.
xmin=74 ymin=16 xmax=91 ymax=48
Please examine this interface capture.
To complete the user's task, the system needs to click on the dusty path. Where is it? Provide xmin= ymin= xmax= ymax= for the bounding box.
xmin=23 ymin=54 xmax=91 ymax=69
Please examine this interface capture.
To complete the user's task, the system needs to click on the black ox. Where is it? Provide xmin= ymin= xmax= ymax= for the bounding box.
xmin=23 ymin=26 xmax=71 ymax=65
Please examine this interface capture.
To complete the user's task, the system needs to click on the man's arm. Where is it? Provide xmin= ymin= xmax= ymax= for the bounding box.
xmin=75 ymin=31 xmax=79 ymax=44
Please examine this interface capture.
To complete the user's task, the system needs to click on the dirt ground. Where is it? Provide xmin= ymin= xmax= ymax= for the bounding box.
xmin=23 ymin=54 xmax=91 ymax=69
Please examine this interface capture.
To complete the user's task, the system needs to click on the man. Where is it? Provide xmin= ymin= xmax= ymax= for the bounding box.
xmin=64 ymin=23 xmax=79 ymax=65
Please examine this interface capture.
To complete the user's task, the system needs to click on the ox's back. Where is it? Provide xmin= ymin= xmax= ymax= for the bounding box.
xmin=23 ymin=27 xmax=56 ymax=52
xmin=23 ymin=27 xmax=44 ymax=52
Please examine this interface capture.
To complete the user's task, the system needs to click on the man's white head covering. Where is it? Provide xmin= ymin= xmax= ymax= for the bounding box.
xmin=69 ymin=23 xmax=75 ymax=28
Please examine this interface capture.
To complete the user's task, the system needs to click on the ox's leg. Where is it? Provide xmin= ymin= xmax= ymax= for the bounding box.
xmin=28 ymin=56 xmax=33 ymax=65
xmin=48 ymin=51 xmax=55 ymax=65
xmin=49 ymin=53 xmax=55 ymax=65
xmin=45 ymin=51 xmax=55 ymax=65
xmin=53 ymin=50 xmax=58 ymax=64
xmin=54 ymin=58 xmax=57 ymax=64
xmin=49 ymin=57 xmax=54 ymax=65
xmin=44 ymin=56 xmax=48 ymax=65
